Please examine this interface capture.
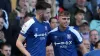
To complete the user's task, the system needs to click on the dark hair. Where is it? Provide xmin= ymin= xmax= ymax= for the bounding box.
xmin=58 ymin=11 xmax=70 ymax=16
xmin=95 ymin=40 xmax=100 ymax=48
xmin=36 ymin=1 xmax=51 ymax=10
xmin=74 ymin=10 xmax=85 ymax=15
xmin=49 ymin=17 xmax=57 ymax=23
xmin=24 ymin=12 xmax=35 ymax=19
xmin=0 ymin=43 xmax=11 ymax=49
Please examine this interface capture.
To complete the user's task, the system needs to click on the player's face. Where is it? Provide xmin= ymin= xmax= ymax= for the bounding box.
xmin=58 ymin=15 xmax=70 ymax=28
xmin=40 ymin=10 xmax=47 ymax=21
xmin=44 ymin=8 xmax=51 ymax=21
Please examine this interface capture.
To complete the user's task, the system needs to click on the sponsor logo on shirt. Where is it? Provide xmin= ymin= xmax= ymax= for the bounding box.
xmin=34 ymin=33 xmax=47 ymax=38
xmin=54 ymin=41 xmax=72 ymax=46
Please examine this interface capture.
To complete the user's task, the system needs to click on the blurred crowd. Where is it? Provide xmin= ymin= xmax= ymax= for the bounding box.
xmin=0 ymin=0 xmax=100 ymax=56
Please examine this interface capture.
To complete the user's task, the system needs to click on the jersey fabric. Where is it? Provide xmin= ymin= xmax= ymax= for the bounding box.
xmin=47 ymin=26 xmax=82 ymax=56
xmin=20 ymin=17 xmax=50 ymax=56
xmin=84 ymin=50 xmax=100 ymax=56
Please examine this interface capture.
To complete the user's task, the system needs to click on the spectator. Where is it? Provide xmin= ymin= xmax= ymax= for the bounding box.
xmin=58 ymin=0 xmax=76 ymax=10
xmin=68 ymin=0 xmax=92 ymax=25
xmin=90 ymin=4 xmax=100 ymax=36
xmin=0 ymin=0 xmax=11 ymax=15
xmin=87 ymin=0 xmax=100 ymax=18
xmin=71 ymin=10 xmax=85 ymax=30
xmin=45 ymin=0 xmax=56 ymax=17
xmin=49 ymin=17 xmax=58 ymax=29
xmin=84 ymin=40 xmax=100 ymax=56
xmin=83 ymin=39 xmax=90 ymax=52
xmin=46 ymin=45 xmax=54 ymax=56
xmin=27 ymin=0 xmax=37 ymax=14
xmin=0 ymin=18 xmax=6 ymax=45
xmin=0 ymin=43 xmax=11 ymax=56
xmin=8 ymin=0 xmax=29 ymax=55
xmin=89 ymin=30 xmax=99 ymax=51
xmin=79 ymin=20 xmax=90 ymax=40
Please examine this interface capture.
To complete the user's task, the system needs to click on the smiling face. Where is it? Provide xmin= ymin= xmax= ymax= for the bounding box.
xmin=44 ymin=8 xmax=51 ymax=21
xmin=58 ymin=15 xmax=70 ymax=28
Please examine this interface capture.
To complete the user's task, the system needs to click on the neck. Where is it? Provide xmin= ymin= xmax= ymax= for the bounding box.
xmin=59 ymin=26 xmax=67 ymax=31
xmin=76 ymin=20 xmax=81 ymax=26
xmin=36 ymin=14 xmax=42 ymax=23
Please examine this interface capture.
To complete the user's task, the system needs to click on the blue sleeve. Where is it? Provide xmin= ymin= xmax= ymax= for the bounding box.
xmin=70 ymin=28 xmax=83 ymax=45
xmin=20 ymin=19 xmax=34 ymax=38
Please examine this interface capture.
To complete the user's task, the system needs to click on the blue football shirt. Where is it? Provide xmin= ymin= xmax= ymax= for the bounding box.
xmin=47 ymin=26 xmax=82 ymax=56
xmin=84 ymin=50 xmax=100 ymax=56
xmin=20 ymin=17 xmax=50 ymax=56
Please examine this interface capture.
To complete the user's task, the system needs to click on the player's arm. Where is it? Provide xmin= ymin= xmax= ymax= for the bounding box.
xmin=16 ymin=18 xmax=33 ymax=56
xmin=71 ymin=28 xmax=88 ymax=55
xmin=16 ymin=34 xmax=31 ymax=56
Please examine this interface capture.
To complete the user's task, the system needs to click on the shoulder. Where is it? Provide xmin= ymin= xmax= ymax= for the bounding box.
xmin=21 ymin=18 xmax=35 ymax=34
xmin=90 ymin=20 xmax=98 ymax=25
xmin=69 ymin=27 xmax=82 ymax=41
xmin=48 ymin=27 xmax=58 ymax=34
xmin=24 ymin=18 xmax=35 ymax=26
xmin=68 ymin=27 xmax=79 ymax=34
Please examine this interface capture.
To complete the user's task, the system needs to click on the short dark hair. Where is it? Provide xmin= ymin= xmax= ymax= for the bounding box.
xmin=58 ymin=11 xmax=70 ymax=17
xmin=36 ymin=1 xmax=51 ymax=10
xmin=49 ymin=17 xmax=57 ymax=23
xmin=24 ymin=12 xmax=35 ymax=19
xmin=95 ymin=40 xmax=100 ymax=48
xmin=74 ymin=10 xmax=85 ymax=15
xmin=0 ymin=43 xmax=11 ymax=49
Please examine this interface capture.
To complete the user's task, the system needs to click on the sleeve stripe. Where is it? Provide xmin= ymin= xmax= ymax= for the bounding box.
xmin=21 ymin=18 xmax=35 ymax=34
xmin=48 ymin=27 xmax=58 ymax=34
xmin=69 ymin=27 xmax=82 ymax=42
